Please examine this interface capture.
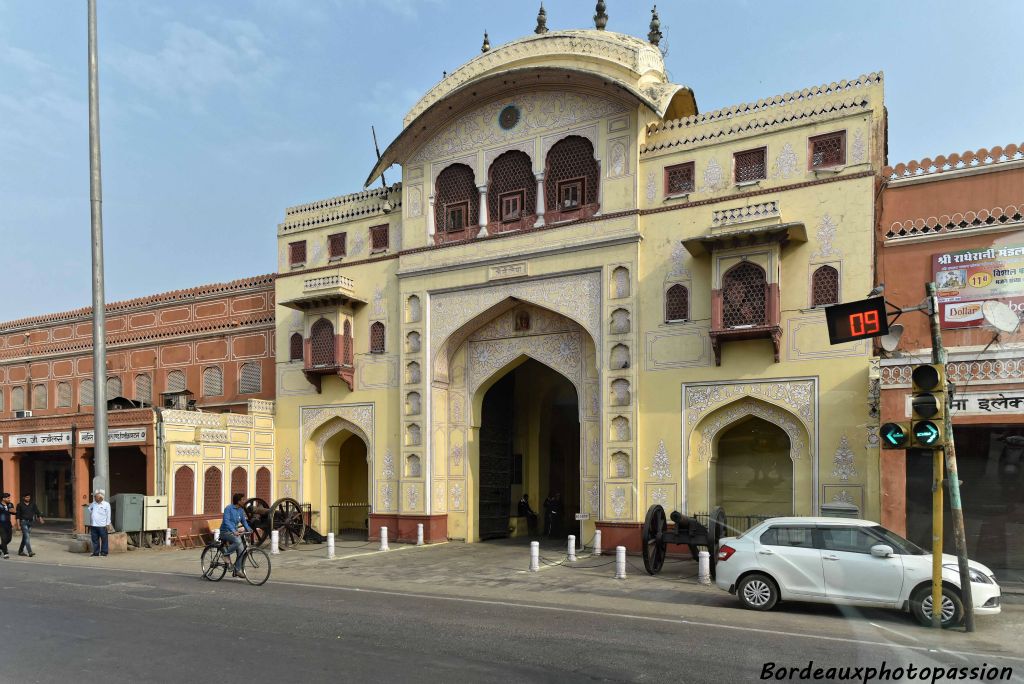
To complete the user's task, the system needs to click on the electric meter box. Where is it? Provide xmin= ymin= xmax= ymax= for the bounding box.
xmin=143 ymin=495 xmax=168 ymax=531
xmin=110 ymin=493 xmax=144 ymax=532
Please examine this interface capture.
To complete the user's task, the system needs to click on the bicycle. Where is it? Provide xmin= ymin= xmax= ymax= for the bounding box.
xmin=200 ymin=530 xmax=271 ymax=586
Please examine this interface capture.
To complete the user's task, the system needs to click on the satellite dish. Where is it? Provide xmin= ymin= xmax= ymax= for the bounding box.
xmin=982 ymin=300 xmax=1020 ymax=333
xmin=880 ymin=323 xmax=904 ymax=352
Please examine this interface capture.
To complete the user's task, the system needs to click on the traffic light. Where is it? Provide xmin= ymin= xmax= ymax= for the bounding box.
xmin=910 ymin=363 xmax=946 ymax=448
xmin=879 ymin=422 xmax=911 ymax=449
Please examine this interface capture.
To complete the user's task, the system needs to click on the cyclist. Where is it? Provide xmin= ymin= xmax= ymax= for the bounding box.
xmin=220 ymin=493 xmax=253 ymax=577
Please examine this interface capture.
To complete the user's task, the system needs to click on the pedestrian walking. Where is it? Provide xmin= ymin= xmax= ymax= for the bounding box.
xmin=16 ymin=494 xmax=44 ymax=557
xmin=0 ymin=493 xmax=14 ymax=559
xmin=543 ymin=493 xmax=555 ymax=537
xmin=87 ymin=490 xmax=113 ymax=557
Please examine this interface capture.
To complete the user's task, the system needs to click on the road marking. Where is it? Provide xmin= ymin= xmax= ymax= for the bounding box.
xmin=869 ymin=621 xmax=921 ymax=642
xmin=20 ymin=561 xmax=1022 ymax=664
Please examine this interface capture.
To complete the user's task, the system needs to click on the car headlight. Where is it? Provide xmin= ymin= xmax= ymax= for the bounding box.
xmin=944 ymin=564 xmax=993 ymax=584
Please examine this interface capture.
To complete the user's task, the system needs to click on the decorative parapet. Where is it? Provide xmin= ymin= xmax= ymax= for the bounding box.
xmin=884 ymin=203 xmax=1023 ymax=241
xmin=881 ymin=358 xmax=1024 ymax=387
xmin=198 ymin=428 xmax=229 ymax=443
xmin=160 ymin=410 xmax=223 ymax=428
xmin=247 ymin=399 xmax=275 ymax=415
xmin=225 ymin=414 xmax=255 ymax=428
xmin=883 ymin=143 xmax=1023 ymax=181
xmin=641 ymin=98 xmax=871 ymax=156
xmin=285 ymin=185 xmax=396 ymax=217
xmin=647 ymin=72 xmax=883 ymax=137
xmin=712 ymin=201 xmax=779 ymax=228
xmin=305 ymin=274 xmax=355 ymax=293
xmin=278 ymin=197 xmax=401 ymax=235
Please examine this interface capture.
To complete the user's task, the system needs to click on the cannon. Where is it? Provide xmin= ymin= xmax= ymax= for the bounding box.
xmin=641 ymin=504 xmax=727 ymax=577
xmin=243 ymin=497 xmax=307 ymax=548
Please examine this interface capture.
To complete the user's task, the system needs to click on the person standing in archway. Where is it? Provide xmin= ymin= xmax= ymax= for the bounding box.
xmin=518 ymin=493 xmax=538 ymax=536
xmin=543 ymin=493 xmax=556 ymax=538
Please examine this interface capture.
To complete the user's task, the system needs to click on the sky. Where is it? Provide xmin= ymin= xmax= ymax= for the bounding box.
xmin=1 ymin=0 xmax=1022 ymax=322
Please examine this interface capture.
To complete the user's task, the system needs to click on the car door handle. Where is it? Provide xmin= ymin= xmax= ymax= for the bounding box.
xmin=758 ymin=549 xmax=774 ymax=555
xmin=823 ymin=554 xmax=839 ymax=561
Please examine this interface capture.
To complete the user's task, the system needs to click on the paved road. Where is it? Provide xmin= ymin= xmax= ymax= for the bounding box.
xmin=3 ymin=561 xmax=1021 ymax=683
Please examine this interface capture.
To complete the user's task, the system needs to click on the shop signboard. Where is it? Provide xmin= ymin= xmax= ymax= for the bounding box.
xmin=934 ymin=244 xmax=1024 ymax=328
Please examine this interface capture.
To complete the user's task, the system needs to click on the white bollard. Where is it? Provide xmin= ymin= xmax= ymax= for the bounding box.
xmin=593 ymin=529 xmax=602 ymax=556
xmin=529 ymin=541 xmax=540 ymax=572
xmin=165 ymin=528 xmax=172 ymax=546
xmin=567 ymin=535 xmax=577 ymax=562
xmin=614 ymin=545 xmax=627 ymax=580
xmin=697 ymin=550 xmax=711 ymax=585
xmin=379 ymin=526 xmax=390 ymax=551
xmin=416 ymin=523 xmax=424 ymax=546
xmin=213 ymin=529 xmax=221 ymax=542
xmin=327 ymin=532 xmax=336 ymax=559
xmin=271 ymin=529 xmax=280 ymax=555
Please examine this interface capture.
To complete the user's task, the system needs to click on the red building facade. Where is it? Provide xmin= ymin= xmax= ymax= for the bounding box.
xmin=877 ymin=143 xmax=1024 ymax=575
xmin=0 ymin=275 xmax=276 ymax=529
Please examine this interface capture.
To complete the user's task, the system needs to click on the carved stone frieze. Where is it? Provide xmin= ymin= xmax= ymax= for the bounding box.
xmin=411 ymin=92 xmax=626 ymax=164
xmin=695 ymin=398 xmax=807 ymax=463
xmin=467 ymin=332 xmax=583 ymax=398
xmin=685 ymin=380 xmax=814 ymax=429
xmin=430 ymin=271 xmax=602 ymax=359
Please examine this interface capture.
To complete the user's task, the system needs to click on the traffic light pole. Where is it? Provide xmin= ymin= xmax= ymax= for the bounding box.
xmin=926 ymin=282 xmax=975 ymax=631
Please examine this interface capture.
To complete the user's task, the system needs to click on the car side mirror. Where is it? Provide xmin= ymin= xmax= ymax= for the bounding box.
xmin=870 ymin=544 xmax=894 ymax=558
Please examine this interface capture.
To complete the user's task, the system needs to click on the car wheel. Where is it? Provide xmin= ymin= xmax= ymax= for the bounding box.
xmin=737 ymin=573 xmax=778 ymax=611
xmin=910 ymin=585 xmax=963 ymax=628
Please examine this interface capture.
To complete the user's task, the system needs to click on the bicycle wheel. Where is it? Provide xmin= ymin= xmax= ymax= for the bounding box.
xmin=201 ymin=545 xmax=227 ymax=581
xmin=241 ymin=547 xmax=271 ymax=586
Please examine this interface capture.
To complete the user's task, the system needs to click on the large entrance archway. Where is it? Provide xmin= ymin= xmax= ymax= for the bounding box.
xmin=477 ymin=358 xmax=580 ymax=541
xmin=713 ymin=416 xmax=792 ymax=517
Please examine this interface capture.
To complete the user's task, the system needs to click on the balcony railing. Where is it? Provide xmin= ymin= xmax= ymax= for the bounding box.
xmin=304 ymin=274 xmax=355 ymax=293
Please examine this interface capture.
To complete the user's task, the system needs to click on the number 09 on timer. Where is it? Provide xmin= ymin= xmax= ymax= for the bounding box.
xmin=824 ymin=297 xmax=890 ymax=345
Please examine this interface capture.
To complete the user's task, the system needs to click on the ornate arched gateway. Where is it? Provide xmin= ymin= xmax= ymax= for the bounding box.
xmin=684 ymin=381 xmax=817 ymax=517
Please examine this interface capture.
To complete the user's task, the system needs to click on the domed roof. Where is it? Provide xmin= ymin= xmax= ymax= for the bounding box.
xmin=365 ymin=29 xmax=696 ymax=187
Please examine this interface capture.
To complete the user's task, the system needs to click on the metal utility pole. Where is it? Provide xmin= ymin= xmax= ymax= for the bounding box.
xmin=926 ymin=282 xmax=974 ymax=631
xmin=88 ymin=0 xmax=109 ymax=496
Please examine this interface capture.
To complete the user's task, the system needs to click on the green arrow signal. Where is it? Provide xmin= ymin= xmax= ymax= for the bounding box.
xmin=884 ymin=427 xmax=904 ymax=445
xmin=914 ymin=421 xmax=940 ymax=445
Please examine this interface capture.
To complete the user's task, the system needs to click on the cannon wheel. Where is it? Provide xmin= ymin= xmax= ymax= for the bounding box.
xmin=708 ymin=506 xmax=727 ymax=579
xmin=243 ymin=497 xmax=271 ymax=547
xmin=270 ymin=497 xmax=306 ymax=547
xmin=641 ymin=504 xmax=668 ymax=575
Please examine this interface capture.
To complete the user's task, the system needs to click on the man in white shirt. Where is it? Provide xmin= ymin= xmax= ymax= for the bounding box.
xmin=87 ymin=490 xmax=112 ymax=557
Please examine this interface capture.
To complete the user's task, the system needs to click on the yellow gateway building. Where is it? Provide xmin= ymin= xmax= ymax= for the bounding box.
xmin=273 ymin=9 xmax=885 ymax=549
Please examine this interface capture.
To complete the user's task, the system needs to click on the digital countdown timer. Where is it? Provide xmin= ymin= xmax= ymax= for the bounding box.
xmin=824 ymin=297 xmax=890 ymax=345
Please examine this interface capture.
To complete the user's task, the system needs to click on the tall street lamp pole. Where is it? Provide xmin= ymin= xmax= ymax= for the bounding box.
xmin=87 ymin=0 xmax=109 ymax=496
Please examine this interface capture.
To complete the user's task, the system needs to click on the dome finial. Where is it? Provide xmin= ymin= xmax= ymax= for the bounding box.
xmin=535 ymin=2 xmax=549 ymax=34
xmin=481 ymin=30 xmax=490 ymax=53
xmin=648 ymin=5 xmax=662 ymax=46
xmin=594 ymin=1 xmax=608 ymax=30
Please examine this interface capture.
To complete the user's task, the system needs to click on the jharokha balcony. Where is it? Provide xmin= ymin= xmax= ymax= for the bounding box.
xmin=280 ymin=272 xmax=365 ymax=392
xmin=709 ymin=264 xmax=783 ymax=366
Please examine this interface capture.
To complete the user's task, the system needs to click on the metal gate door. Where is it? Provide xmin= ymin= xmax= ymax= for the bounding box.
xmin=479 ymin=374 xmax=514 ymax=540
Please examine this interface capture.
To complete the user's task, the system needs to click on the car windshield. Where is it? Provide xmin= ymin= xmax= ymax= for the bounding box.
xmin=870 ymin=525 xmax=926 ymax=555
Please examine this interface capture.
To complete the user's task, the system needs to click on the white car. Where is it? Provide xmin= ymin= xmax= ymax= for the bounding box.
xmin=714 ymin=517 xmax=1001 ymax=627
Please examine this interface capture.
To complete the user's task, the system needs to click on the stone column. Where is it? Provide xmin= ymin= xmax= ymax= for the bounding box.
xmin=477 ymin=184 xmax=488 ymax=237
xmin=534 ymin=172 xmax=545 ymax=227
xmin=0 ymin=452 xmax=19 ymax=500
xmin=427 ymin=195 xmax=436 ymax=237
xmin=73 ymin=448 xmax=91 ymax=532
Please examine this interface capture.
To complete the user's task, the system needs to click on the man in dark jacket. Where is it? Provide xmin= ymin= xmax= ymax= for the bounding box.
xmin=0 ymin=493 xmax=13 ymax=559
xmin=16 ymin=494 xmax=44 ymax=557
xmin=517 ymin=494 xmax=538 ymax=535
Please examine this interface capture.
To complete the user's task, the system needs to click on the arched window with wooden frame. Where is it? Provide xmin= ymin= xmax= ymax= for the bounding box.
xmin=203 ymin=467 xmax=222 ymax=515
xmin=255 ymin=467 xmax=272 ymax=502
xmin=721 ymin=262 xmax=768 ymax=328
xmin=289 ymin=332 xmax=303 ymax=362
xmin=32 ymin=384 xmax=47 ymax=410
xmin=231 ymin=466 xmax=247 ymax=498
xmin=487 ymin=150 xmax=536 ymax=232
xmin=434 ymin=163 xmax=478 ymax=240
xmin=202 ymin=366 xmax=223 ymax=397
xmin=544 ymin=135 xmax=599 ymax=220
xmin=369 ymin=321 xmax=386 ymax=354
xmin=811 ymin=265 xmax=840 ymax=307
xmin=342 ymin=320 xmax=354 ymax=366
xmin=239 ymin=362 xmax=262 ymax=395
xmin=166 ymin=369 xmax=186 ymax=393
xmin=135 ymin=374 xmax=152 ymax=405
xmin=309 ymin=318 xmax=335 ymax=367
xmin=175 ymin=466 xmax=195 ymax=516
xmin=665 ymin=284 xmax=690 ymax=322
